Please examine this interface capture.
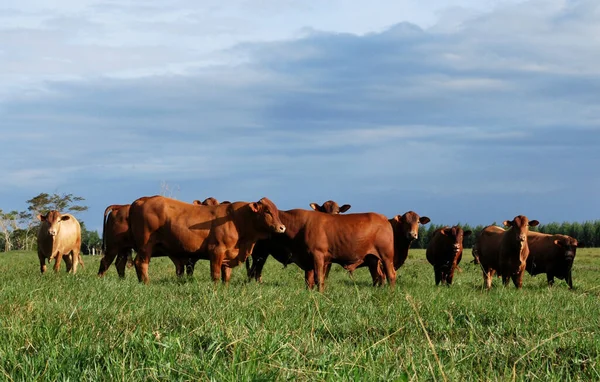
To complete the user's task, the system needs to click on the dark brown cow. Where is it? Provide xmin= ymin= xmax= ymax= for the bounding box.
xmin=477 ymin=215 xmax=539 ymax=289
xmin=98 ymin=204 xmax=135 ymax=278
xmin=526 ymin=231 xmax=583 ymax=288
xmin=37 ymin=210 xmax=83 ymax=274
xmin=247 ymin=209 xmax=397 ymax=291
xmin=246 ymin=200 xmax=352 ymax=282
xmin=361 ymin=211 xmax=431 ymax=286
xmin=426 ymin=226 xmax=472 ymax=285
xmin=128 ymin=195 xmax=286 ymax=284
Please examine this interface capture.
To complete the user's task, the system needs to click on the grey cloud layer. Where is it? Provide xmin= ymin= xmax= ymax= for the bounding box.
xmin=1 ymin=0 xmax=599 ymax=229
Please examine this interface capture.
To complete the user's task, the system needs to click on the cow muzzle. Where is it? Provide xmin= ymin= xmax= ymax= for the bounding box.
xmin=275 ymin=225 xmax=286 ymax=234
xmin=48 ymin=229 xmax=57 ymax=236
xmin=408 ymin=232 xmax=418 ymax=240
xmin=519 ymin=234 xmax=526 ymax=242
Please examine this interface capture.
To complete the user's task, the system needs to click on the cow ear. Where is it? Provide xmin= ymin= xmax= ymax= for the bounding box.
xmin=464 ymin=230 xmax=472 ymax=237
xmin=249 ymin=202 xmax=260 ymax=213
xmin=339 ymin=204 xmax=351 ymax=213
xmin=37 ymin=214 xmax=46 ymax=222
xmin=503 ymin=220 xmax=512 ymax=227
xmin=60 ymin=215 xmax=71 ymax=221
xmin=393 ymin=215 xmax=401 ymax=222
xmin=553 ymin=239 xmax=563 ymax=247
xmin=529 ymin=220 xmax=540 ymax=227
xmin=419 ymin=216 xmax=431 ymax=225
xmin=439 ymin=229 xmax=448 ymax=236
xmin=192 ymin=200 xmax=202 ymax=205
xmin=309 ymin=203 xmax=320 ymax=211
xmin=221 ymin=201 xmax=231 ymax=204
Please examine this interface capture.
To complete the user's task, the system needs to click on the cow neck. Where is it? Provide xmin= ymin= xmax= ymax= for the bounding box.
xmin=231 ymin=203 xmax=263 ymax=242
xmin=503 ymin=227 xmax=529 ymax=262
xmin=389 ymin=219 xmax=413 ymax=269
xmin=278 ymin=210 xmax=303 ymax=237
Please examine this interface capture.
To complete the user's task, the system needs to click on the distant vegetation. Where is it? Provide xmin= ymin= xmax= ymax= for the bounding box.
xmin=413 ymin=221 xmax=600 ymax=249
xmin=1 ymin=192 xmax=597 ymax=254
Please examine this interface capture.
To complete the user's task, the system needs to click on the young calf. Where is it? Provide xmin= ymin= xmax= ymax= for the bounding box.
xmin=526 ymin=232 xmax=583 ymax=288
xmin=426 ymin=226 xmax=472 ymax=285
xmin=477 ymin=215 xmax=539 ymax=289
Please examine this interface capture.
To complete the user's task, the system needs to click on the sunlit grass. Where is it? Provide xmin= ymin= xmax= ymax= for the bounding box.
xmin=0 ymin=248 xmax=599 ymax=381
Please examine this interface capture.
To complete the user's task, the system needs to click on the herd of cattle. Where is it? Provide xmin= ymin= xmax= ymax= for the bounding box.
xmin=35 ymin=196 xmax=583 ymax=291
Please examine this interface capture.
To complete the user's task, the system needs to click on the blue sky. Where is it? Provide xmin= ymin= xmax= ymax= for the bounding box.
xmin=1 ymin=0 xmax=599 ymax=232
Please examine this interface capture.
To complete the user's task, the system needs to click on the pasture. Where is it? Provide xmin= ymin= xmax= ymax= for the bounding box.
xmin=0 ymin=249 xmax=599 ymax=381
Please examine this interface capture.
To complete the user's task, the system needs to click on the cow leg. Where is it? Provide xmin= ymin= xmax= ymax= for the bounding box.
xmin=64 ymin=254 xmax=73 ymax=273
xmin=221 ymin=266 xmax=232 ymax=284
xmin=115 ymin=252 xmax=128 ymax=278
xmin=566 ymin=271 xmax=573 ymax=289
xmin=313 ymin=254 xmax=326 ymax=292
xmin=53 ymin=253 xmax=63 ymax=273
xmin=446 ymin=270 xmax=454 ymax=285
xmin=210 ymin=252 xmax=224 ymax=283
xmin=71 ymin=249 xmax=80 ymax=274
xmin=249 ymin=255 xmax=267 ymax=283
xmin=368 ymin=261 xmax=384 ymax=287
xmin=324 ymin=263 xmax=332 ymax=279
xmin=434 ymin=268 xmax=442 ymax=286
xmin=379 ymin=257 xmax=396 ymax=288
xmin=546 ymin=273 xmax=555 ymax=287
xmin=186 ymin=258 xmax=197 ymax=276
xmin=483 ymin=269 xmax=493 ymax=290
xmin=501 ymin=274 xmax=510 ymax=287
xmin=245 ymin=257 xmax=252 ymax=278
xmin=305 ymin=269 xmax=315 ymax=289
xmin=38 ymin=252 xmax=47 ymax=274
xmin=98 ymin=248 xmax=118 ymax=277
xmin=134 ymin=253 xmax=151 ymax=284
xmin=511 ymin=272 xmax=523 ymax=289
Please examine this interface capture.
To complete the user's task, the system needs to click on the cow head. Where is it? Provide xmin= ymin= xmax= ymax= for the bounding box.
xmin=201 ymin=197 xmax=219 ymax=206
xmin=37 ymin=210 xmax=70 ymax=237
xmin=440 ymin=226 xmax=472 ymax=254
xmin=503 ymin=215 xmax=539 ymax=243
xmin=553 ymin=235 xmax=582 ymax=262
xmin=309 ymin=200 xmax=351 ymax=214
xmin=249 ymin=197 xmax=286 ymax=234
xmin=392 ymin=211 xmax=431 ymax=241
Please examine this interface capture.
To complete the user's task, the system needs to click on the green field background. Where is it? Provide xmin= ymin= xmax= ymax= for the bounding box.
xmin=1 ymin=249 xmax=599 ymax=381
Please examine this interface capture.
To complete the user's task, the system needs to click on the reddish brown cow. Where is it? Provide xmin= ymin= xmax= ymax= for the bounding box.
xmin=426 ymin=226 xmax=472 ymax=285
xmin=247 ymin=209 xmax=397 ymax=291
xmin=98 ymin=204 xmax=135 ymax=278
xmin=247 ymin=200 xmax=352 ymax=282
xmin=526 ymin=231 xmax=583 ymax=288
xmin=477 ymin=215 xmax=539 ymax=289
xmin=37 ymin=210 xmax=83 ymax=274
xmin=128 ymin=195 xmax=286 ymax=284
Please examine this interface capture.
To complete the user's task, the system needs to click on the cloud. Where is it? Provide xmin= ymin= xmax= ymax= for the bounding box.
xmin=1 ymin=0 xmax=599 ymax=230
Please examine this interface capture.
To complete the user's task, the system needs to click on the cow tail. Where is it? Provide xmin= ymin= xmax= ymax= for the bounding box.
xmin=102 ymin=205 xmax=119 ymax=252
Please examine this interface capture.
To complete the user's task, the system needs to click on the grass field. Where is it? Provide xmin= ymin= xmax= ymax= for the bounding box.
xmin=1 ymin=249 xmax=599 ymax=381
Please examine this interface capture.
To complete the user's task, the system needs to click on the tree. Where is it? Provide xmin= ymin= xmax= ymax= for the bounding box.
xmin=0 ymin=210 xmax=19 ymax=252
xmin=80 ymin=221 xmax=102 ymax=255
xmin=26 ymin=192 xmax=88 ymax=217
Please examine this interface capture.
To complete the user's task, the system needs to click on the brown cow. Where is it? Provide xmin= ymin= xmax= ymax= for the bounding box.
xmin=37 ymin=210 xmax=83 ymax=274
xmin=426 ymin=226 xmax=472 ymax=285
xmin=526 ymin=231 xmax=583 ymax=288
xmin=247 ymin=209 xmax=397 ymax=291
xmin=477 ymin=215 xmax=539 ymax=289
xmin=309 ymin=200 xmax=351 ymax=214
xmin=98 ymin=204 xmax=135 ymax=278
xmin=247 ymin=200 xmax=352 ymax=282
xmin=362 ymin=211 xmax=430 ymax=286
xmin=128 ymin=195 xmax=286 ymax=284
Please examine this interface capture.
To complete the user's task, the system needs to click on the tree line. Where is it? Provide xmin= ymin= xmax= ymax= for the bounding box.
xmin=1 ymin=193 xmax=598 ymax=254
xmin=0 ymin=193 xmax=101 ymax=255
xmin=412 ymin=221 xmax=600 ymax=249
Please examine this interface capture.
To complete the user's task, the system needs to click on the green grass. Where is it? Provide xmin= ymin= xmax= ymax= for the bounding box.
xmin=1 ymin=249 xmax=599 ymax=381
